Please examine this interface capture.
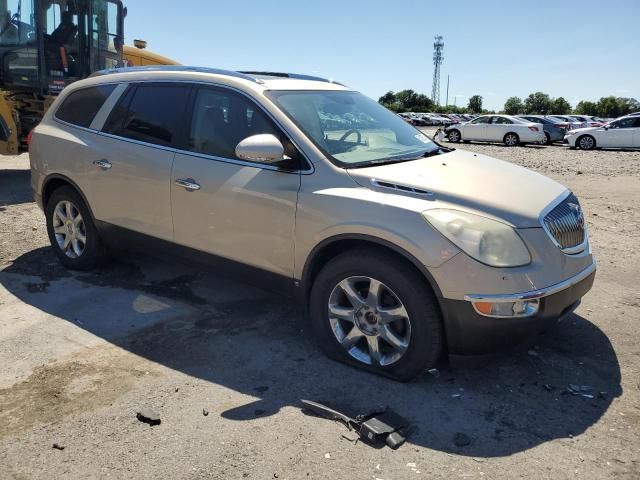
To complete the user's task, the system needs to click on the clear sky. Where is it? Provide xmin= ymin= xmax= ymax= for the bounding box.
xmin=124 ymin=0 xmax=639 ymax=111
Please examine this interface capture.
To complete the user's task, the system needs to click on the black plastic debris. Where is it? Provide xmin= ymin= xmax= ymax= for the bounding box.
xmin=52 ymin=443 xmax=65 ymax=450
xmin=301 ymin=399 xmax=409 ymax=449
xmin=136 ymin=409 xmax=161 ymax=426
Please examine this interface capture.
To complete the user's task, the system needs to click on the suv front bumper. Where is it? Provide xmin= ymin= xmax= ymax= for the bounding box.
xmin=440 ymin=262 xmax=596 ymax=354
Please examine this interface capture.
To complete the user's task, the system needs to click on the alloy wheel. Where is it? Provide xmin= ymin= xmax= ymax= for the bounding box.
xmin=505 ymin=134 xmax=518 ymax=146
xmin=328 ymin=276 xmax=411 ymax=366
xmin=52 ymin=200 xmax=87 ymax=258
xmin=579 ymin=136 xmax=594 ymax=150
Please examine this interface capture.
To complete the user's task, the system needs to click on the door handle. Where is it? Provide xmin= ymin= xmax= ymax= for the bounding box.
xmin=92 ymin=159 xmax=112 ymax=170
xmin=175 ymin=178 xmax=200 ymax=191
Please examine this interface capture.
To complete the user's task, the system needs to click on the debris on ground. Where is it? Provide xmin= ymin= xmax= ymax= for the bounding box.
xmin=451 ymin=393 xmax=462 ymax=399
xmin=202 ymin=409 xmax=209 ymax=416
xmin=52 ymin=443 xmax=65 ymax=450
xmin=136 ymin=409 xmax=161 ymax=426
xmin=453 ymin=432 xmax=472 ymax=447
xmin=301 ymin=399 xmax=409 ymax=449
xmin=544 ymin=384 xmax=555 ymax=392
xmin=427 ymin=368 xmax=440 ymax=378
xmin=527 ymin=349 xmax=539 ymax=357
xmin=566 ymin=384 xmax=597 ymax=398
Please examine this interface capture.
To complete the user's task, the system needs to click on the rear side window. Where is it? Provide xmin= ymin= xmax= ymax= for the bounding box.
xmin=103 ymin=84 xmax=190 ymax=147
xmin=56 ymin=84 xmax=116 ymax=128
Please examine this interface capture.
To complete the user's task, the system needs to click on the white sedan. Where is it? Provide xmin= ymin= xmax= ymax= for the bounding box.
xmin=445 ymin=115 xmax=546 ymax=146
xmin=565 ymin=115 xmax=640 ymax=150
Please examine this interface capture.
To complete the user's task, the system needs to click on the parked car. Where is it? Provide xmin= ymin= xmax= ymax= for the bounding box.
xmin=566 ymin=115 xmax=605 ymax=128
xmin=30 ymin=66 xmax=595 ymax=381
xmin=517 ymin=115 xmax=566 ymax=144
xmin=445 ymin=114 xmax=546 ymax=146
xmin=565 ymin=115 xmax=640 ymax=149
xmin=549 ymin=115 xmax=585 ymax=130
xmin=428 ymin=113 xmax=455 ymax=126
xmin=398 ymin=113 xmax=416 ymax=125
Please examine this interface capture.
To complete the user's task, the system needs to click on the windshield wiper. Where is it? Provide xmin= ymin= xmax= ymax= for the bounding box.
xmin=348 ymin=147 xmax=452 ymax=169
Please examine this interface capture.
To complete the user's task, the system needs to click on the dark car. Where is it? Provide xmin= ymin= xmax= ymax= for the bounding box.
xmin=517 ymin=115 xmax=566 ymax=144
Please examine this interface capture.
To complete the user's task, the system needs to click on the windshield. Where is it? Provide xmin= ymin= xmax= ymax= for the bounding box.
xmin=266 ymin=90 xmax=440 ymax=167
xmin=0 ymin=0 xmax=36 ymax=46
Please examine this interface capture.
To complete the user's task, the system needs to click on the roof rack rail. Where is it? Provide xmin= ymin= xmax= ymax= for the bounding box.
xmin=89 ymin=65 xmax=260 ymax=83
xmin=239 ymin=71 xmax=344 ymax=86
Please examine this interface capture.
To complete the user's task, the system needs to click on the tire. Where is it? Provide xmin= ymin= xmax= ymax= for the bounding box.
xmin=543 ymin=132 xmax=551 ymax=145
xmin=577 ymin=135 xmax=596 ymax=150
xmin=503 ymin=132 xmax=520 ymax=147
xmin=45 ymin=186 xmax=108 ymax=270
xmin=448 ymin=129 xmax=461 ymax=143
xmin=309 ymin=248 xmax=444 ymax=381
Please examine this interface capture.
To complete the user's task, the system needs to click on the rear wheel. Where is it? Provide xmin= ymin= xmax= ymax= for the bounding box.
xmin=45 ymin=186 xmax=108 ymax=270
xmin=543 ymin=132 xmax=551 ymax=145
xmin=504 ymin=132 xmax=520 ymax=147
xmin=309 ymin=249 xmax=444 ymax=381
xmin=448 ymin=129 xmax=461 ymax=143
xmin=577 ymin=135 xmax=596 ymax=150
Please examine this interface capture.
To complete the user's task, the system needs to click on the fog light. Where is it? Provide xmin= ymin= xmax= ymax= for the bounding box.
xmin=472 ymin=299 xmax=539 ymax=318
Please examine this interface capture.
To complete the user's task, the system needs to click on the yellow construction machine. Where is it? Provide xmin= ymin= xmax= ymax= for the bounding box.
xmin=0 ymin=0 xmax=177 ymax=155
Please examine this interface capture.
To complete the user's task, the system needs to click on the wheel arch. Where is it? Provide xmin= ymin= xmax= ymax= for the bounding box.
xmin=300 ymin=234 xmax=444 ymax=305
xmin=42 ymin=174 xmax=96 ymax=221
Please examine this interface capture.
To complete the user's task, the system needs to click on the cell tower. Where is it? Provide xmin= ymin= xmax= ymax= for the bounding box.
xmin=431 ymin=35 xmax=444 ymax=105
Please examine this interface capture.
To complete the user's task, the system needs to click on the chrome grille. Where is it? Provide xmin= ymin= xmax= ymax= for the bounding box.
xmin=543 ymin=193 xmax=585 ymax=251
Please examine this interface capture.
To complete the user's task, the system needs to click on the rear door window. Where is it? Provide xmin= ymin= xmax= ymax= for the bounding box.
xmin=103 ymin=83 xmax=190 ymax=147
xmin=55 ymin=84 xmax=116 ymax=128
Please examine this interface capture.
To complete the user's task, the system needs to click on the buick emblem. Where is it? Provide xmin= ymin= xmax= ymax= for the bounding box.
xmin=568 ymin=203 xmax=584 ymax=227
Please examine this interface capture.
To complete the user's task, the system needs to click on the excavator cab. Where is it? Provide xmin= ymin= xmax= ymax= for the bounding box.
xmin=0 ymin=0 xmax=123 ymax=152
xmin=0 ymin=0 xmax=124 ymax=92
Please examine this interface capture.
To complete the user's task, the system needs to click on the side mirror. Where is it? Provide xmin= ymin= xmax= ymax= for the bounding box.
xmin=235 ymin=134 xmax=285 ymax=164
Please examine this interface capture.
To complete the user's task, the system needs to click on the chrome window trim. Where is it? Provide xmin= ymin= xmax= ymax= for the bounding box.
xmin=52 ymin=80 xmax=315 ymax=175
xmin=464 ymin=260 xmax=596 ymax=303
xmin=90 ymin=83 xmax=128 ymax=130
xmin=539 ymin=190 xmax=589 ymax=255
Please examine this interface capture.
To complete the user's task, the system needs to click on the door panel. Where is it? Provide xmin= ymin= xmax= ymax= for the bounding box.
xmin=605 ymin=128 xmax=633 ymax=147
xmin=171 ymin=155 xmax=299 ymax=276
xmin=82 ymin=133 xmax=175 ymax=240
xmin=463 ymin=123 xmax=487 ymax=140
xmin=169 ymin=85 xmax=303 ymax=277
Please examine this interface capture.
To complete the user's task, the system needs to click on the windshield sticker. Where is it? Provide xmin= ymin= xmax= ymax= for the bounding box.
xmin=415 ymin=133 xmax=430 ymax=144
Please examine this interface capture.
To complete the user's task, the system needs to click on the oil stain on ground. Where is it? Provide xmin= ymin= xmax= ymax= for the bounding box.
xmin=0 ymin=345 xmax=159 ymax=437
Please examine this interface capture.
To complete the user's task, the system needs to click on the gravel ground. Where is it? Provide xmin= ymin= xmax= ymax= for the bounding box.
xmin=1 ymin=141 xmax=639 ymax=479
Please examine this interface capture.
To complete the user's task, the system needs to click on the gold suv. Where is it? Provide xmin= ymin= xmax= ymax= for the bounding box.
xmin=30 ymin=67 xmax=596 ymax=380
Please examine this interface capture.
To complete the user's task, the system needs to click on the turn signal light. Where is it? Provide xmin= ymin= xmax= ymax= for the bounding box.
xmin=472 ymin=299 xmax=539 ymax=318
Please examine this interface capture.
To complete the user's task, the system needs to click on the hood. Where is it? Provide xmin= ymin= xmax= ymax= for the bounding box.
xmin=347 ymin=149 xmax=567 ymax=228
xmin=567 ymin=126 xmax=599 ymax=135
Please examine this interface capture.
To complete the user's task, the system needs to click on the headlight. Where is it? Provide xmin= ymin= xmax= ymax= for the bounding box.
xmin=422 ymin=209 xmax=531 ymax=267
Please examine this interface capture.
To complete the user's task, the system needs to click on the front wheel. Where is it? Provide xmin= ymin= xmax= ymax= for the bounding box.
xmin=309 ymin=249 xmax=444 ymax=381
xmin=45 ymin=186 xmax=108 ymax=270
xmin=577 ymin=135 xmax=596 ymax=150
xmin=504 ymin=132 xmax=520 ymax=147
xmin=448 ymin=129 xmax=461 ymax=143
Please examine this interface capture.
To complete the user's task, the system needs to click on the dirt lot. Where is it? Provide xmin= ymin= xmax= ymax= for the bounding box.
xmin=1 ymin=139 xmax=639 ymax=479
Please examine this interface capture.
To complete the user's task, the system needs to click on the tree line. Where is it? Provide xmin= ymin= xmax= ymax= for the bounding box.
xmin=379 ymin=89 xmax=639 ymax=118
